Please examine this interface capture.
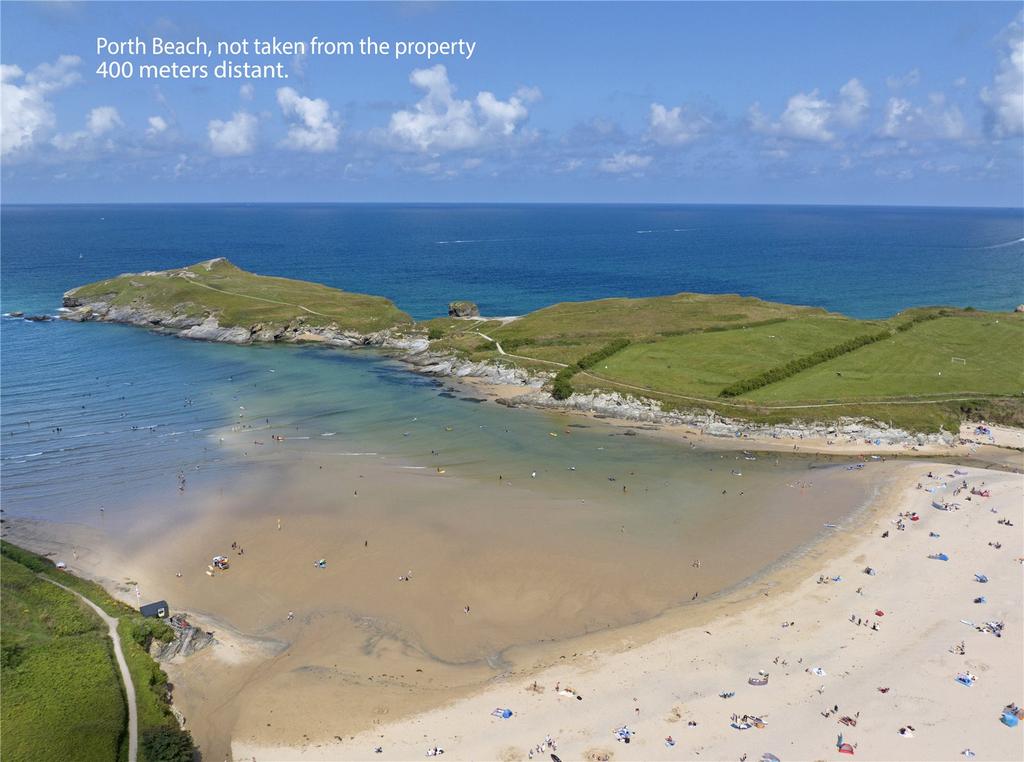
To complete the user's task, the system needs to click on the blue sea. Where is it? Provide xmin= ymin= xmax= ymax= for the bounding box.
xmin=2 ymin=204 xmax=1022 ymax=518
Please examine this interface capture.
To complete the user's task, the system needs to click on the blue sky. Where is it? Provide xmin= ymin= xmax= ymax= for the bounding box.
xmin=2 ymin=1 xmax=1022 ymax=205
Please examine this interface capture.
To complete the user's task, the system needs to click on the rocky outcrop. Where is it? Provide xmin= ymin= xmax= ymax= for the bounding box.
xmin=496 ymin=388 xmax=958 ymax=448
xmin=403 ymin=351 xmax=543 ymax=388
xmin=448 ymin=301 xmax=480 ymax=318
xmin=59 ymin=293 xmax=432 ymax=357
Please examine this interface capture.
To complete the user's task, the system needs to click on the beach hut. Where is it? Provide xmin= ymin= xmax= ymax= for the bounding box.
xmin=140 ymin=600 xmax=169 ymax=619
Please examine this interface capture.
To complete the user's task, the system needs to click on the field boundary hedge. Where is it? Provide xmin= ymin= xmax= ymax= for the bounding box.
xmin=718 ymin=311 xmax=943 ymax=398
xmin=551 ymin=338 xmax=631 ymax=399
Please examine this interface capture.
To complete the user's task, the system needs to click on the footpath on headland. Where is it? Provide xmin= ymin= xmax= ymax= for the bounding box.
xmin=42 ymin=576 xmax=139 ymax=762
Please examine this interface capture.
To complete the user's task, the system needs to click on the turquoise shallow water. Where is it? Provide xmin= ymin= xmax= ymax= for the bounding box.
xmin=1 ymin=203 xmax=1021 ymax=518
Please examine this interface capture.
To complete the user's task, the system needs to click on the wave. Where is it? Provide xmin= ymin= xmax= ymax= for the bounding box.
xmin=981 ymin=236 xmax=1024 ymax=250
xmin=637 ymin=228 xmax=695 ymax=234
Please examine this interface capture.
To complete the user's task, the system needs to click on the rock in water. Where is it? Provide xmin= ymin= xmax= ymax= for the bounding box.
xmin=448 ymin=300 xmax=480 ymax=318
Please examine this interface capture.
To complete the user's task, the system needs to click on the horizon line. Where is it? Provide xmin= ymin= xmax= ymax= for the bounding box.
xmin=2 ymin=200 xmax=1023 ymax=211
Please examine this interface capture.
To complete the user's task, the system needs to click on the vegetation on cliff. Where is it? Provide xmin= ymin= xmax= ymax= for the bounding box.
xmin=0 ymin=542 xmax=192 ymax=762
xmin=65 ymin=257 xmax=411 ymax=335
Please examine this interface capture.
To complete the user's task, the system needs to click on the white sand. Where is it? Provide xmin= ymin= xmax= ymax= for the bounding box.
xmin=236 ymin=463 xmax=1023 ymax=762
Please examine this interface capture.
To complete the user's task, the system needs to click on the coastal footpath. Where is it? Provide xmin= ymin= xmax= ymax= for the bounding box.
xmin=0 ymin=542 xmax=195 ymax=762
xmin=58 ymin=258 xmax=1024 ymax=443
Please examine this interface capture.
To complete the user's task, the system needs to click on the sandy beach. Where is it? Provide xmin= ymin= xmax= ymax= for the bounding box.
xmin=6 ymin=448 xmax=1021 ymax=762
xmin=229 ymin=462 xmax=1023 ymax=762
xmin=2 ymin=426 xmax=882 ymax=760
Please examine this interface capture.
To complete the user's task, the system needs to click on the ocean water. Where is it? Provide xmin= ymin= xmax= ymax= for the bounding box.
xmin=2 ymin=203 xmax=1022 ymax=517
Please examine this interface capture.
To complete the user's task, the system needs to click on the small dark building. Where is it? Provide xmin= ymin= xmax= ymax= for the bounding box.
xmin=140 ymin=600 xmax=169 ymax=619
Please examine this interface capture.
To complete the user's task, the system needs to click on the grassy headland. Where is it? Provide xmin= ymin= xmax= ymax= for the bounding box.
xmin=65 ymin=257 xmax=411 ymax=335
xmin=63 ymin=261 xmax=1024 ymax=433
xmin=0 ymin=541 xmax=194 ymax=762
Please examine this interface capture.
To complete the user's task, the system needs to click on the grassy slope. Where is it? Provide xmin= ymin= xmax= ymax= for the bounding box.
xmin=0 ymin=542 xmax=182 ymax=761
xmin=1 ymin=555 xmax=126 ymax=762
xmin=483 ymin=293 xmax=822 ymax=365
xmin=445 ymin=299 xmax=1022 ymax=431
xmin=70 ymin=258 xmax=412 ymax=334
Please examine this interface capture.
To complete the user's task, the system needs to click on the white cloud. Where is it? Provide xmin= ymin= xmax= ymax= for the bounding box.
xmin=208 ymin=111 xmax=258 ymax=156
xmin=981 ymin=12 xmax=1024 ymax=138
xmin=555 ymin=158 xmax=584 ymax=173
xmin=750 ymin=78 xmax=870 ymax=142
xmin=599 ymin=151 xmax=652 ymax=174
xmin=276 ymin=87 xmax=340 ymax=152
xmin=51 ymin=105 xmax=123 ymax=151
xmin=387 ymin=65 xmax=537 ymax=152
xmin=1 ymin=55 xmax=81 ymax=157
xmin=752 ymin=90 xmax=834 ymax=142
xmin=87 ymin=106 xmax=122 ymax=135
xmin=147 ymin=115 xmax=168 ymax=136
xmin=886 ymin=68 xmax=921 ymax=89
xmin=880 ymin=93 xmax=965 ymax=140
xmin=647 ymin=102 xmax=711 ymax=145
xmin=239 ymin=83 xmax=254 ymax=101
xmin=835 ymin=78 xmax=870 ymax=128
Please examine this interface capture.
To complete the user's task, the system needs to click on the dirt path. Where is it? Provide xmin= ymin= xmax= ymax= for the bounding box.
xmin=186 ymin=279 xmax=336 ymax=318
xmin=42 ymin=576 xmax=138 ymax=762
xmin=474 ymin=331 xmax=568 ymax=367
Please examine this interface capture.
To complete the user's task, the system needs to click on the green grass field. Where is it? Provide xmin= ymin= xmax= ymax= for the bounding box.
xmin=1 ymin=555 xmax=127 ymax=762
xmin=748 ymin=315 xmax=1024 ymax=403
xmin=595 ymin=317 xmax=878 ymax=398
xmin=69 ymin=258 xmax=411 ymax=334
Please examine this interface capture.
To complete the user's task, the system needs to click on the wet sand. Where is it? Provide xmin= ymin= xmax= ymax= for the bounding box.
xmin=233 ymin=462 xmax=1024 ymax=762
xmin=2 ymin=431 xmax=883 ymax=759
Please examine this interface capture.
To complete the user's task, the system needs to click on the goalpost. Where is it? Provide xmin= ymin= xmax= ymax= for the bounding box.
xmin=951 ymin=357 xmax=967 ymax=365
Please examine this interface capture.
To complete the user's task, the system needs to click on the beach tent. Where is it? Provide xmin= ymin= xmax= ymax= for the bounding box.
xmin=837 ymin=734 xmax=855 ymax=754
xmin=1001 ymin=712 xmax=1019 ymax=728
